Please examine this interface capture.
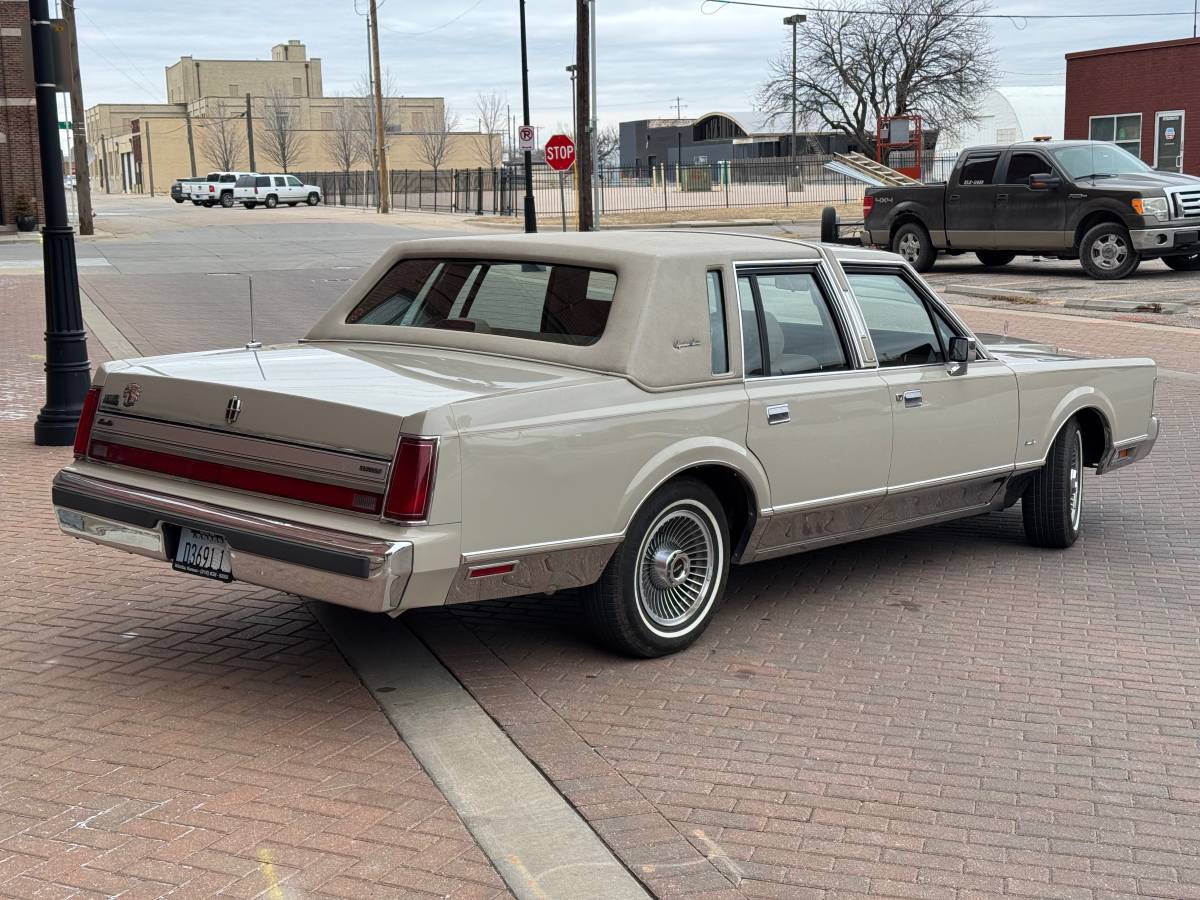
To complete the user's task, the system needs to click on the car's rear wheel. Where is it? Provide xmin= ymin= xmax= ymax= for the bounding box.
xmin=173 ymin=198 xmax=184 ymax=204
xmin=583 ymin=478 xmax=729 ymax=658
xmin=242 ymin=202 xmax=256 ymax=209
xmin=1163 ymin=252 xmax=1200 ymax=271
xmin=287 ymin=201 xmax=298 ymax=207
xmin=191 ymin=200 xmax=201 ymax=206
xmin=307 ymin=192 xmax=320 ymax=206
xmin=202 ymin=200 xmax=214 ymax=207
xmin=1022 ymin=418 xmax=1084 ymax=549
xmin=219 ymin=193 xmax=234 ymax=208
xmin=1080 ymin=222 xmax=1140 ymax=279
xmin=891 ymin=222 xmax=936 ymax=272
xmin=976 ymin=250 xmax=1016 ymax=267
xmin=264 ymin=194 xmax=278 ymax=209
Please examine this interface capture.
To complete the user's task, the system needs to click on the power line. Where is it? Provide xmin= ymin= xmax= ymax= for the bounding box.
xmin=376 ymin=0 xmax=488 ymax=37
xmin=702 ymin=0 xmax=1199 ymax=19
xmin=74 ymin=4 xmax=165 ymax=100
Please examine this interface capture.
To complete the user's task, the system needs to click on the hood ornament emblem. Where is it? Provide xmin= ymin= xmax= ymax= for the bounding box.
xmin=121 ymin=383 xmax=141 ymax=408
xmin=225 ymin=395 xmax=242 ymax=425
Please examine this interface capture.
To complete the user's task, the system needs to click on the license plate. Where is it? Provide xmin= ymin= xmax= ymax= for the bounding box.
xmin=172 ymin=527 xmax=233 ymax=582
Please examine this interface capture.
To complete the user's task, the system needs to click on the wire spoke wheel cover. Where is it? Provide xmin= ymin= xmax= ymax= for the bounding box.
xmin=1069 ymin=429 xmax=1083 ymax=533
xmin=634 ymin=502 xmax=721 ymax=635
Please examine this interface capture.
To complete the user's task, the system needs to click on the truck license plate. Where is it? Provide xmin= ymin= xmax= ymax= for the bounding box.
xmin=172 ymin=527 xmax=233 ymax=582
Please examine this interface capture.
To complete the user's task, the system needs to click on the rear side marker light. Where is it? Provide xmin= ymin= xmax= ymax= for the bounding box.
xmin=383 ymin=437 xmax=438 ymax=523
xmin=468 ymin=562 xmax=517 ymax=579
xmin=73 ymin=386 xmax=102 ymax=458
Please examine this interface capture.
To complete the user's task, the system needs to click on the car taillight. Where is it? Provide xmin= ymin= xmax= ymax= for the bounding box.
xmin=863 ymin=195 xmax=875 ymax=217
xmin=73 ymin=386 xmax=102 ymax=458
xmin=383 ymin=437 xmax=437 ymax=522
xmin=209 ymin=185 xmax=214 ymax=193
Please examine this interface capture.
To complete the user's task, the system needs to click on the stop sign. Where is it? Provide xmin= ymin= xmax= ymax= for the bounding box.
xmin=544 ymin=134 xmax=576 ymax=172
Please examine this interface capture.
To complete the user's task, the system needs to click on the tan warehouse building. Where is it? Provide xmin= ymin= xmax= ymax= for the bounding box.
xmin=86 ymin=41 xmax=495 ymax=195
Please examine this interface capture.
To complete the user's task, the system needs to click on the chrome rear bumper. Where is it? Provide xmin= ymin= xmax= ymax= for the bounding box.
xmin=52 ymin=470 xmax=412 ymax=613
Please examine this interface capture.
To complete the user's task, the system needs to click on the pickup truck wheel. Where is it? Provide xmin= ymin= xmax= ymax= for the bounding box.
xmin=219 ymin=193 xmax=235 ymax=208
xmin=820 ymin=206 xmax=838 ymax=243
xmin=202 ymin=200 xmax=214 ymax=208
xmin=1022 ymin=418 xmax=1084 ymax=549
xmin=891 ymin=223 xmax=936 ymax=272
xmin=583 ymin=478 xmax=729 ymax=658
xmin=241 ymin=202 xmax=256 ymax=209
xmin=976 ymin=251 xmax=1016 ymax=267
xmin=264 ymin=194 xmax=278 ymax=209
xmin=1163 ymin=253 xmax=1200 ymax=271
xmin=1080 ymin=223 xmax=1140 ymax=279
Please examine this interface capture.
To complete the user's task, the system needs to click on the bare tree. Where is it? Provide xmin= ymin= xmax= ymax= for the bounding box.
xmin=354 ymin=71 xmax=401 ymax=166
xmin=322 ymin=105 xmax=362 ymax=174
xmin=755 ymin=0 xmax=996 ymax=155
xmin=260 ymin=86 xmax=306 ymax=172
xmin=199 ymin=114 xmax=245 ymax=171
xmin=594 ymin=124 xmax=620 ymax=168
xmin=473 ymin=91 xmax=506 ymax=168
xmin=415 ymin=107 xmax=460 ymax=173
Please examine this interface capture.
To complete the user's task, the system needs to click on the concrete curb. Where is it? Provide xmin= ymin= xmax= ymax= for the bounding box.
xmin=79 ymin=287 xmax=140 ymax=360
xmin=313 ymin=604 xmax=650 ymax=900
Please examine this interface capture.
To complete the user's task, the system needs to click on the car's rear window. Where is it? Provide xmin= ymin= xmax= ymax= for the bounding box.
xmin=236 ymin=175 xmax=254 ymax=187
xmin=345 ymin=258 xmax=618 ymax=346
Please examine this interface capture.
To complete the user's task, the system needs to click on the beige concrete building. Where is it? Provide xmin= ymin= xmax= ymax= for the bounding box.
xmin=86 ymin=41 xmax=499 ymax=194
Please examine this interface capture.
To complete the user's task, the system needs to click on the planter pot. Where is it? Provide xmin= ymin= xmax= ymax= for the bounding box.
xmin=15 ymin=215 xmax=36 ymax=232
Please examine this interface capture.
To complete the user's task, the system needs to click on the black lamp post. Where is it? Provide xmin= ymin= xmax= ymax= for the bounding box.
xmin=31 ymin=0 xmax=91 ymax=446
xmin=519 ymin=0 xmax=537 ymax=232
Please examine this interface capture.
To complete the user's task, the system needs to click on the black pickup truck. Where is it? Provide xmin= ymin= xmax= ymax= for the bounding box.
xmin=861 ymin=140 xmax=1200 ymax=279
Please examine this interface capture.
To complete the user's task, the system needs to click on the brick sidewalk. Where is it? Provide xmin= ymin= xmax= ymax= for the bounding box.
xmin=409 ymin=311 xmax=1200 ymax=899
xmin=1 ymin=277 xmax=510 ymax=898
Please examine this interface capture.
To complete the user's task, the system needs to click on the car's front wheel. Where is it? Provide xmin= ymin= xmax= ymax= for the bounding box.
xmin=1163 ymin=252 xmax=1200 ymax=271
xmin=976 ymin=250 xmax=1016 ymax=267
xmin=583 ymin=478 xmax=729 ymax=657
xmin=891 ymin=222 xmax=936 ymax=272
xmin=264 ymin=194 xmax=278 ymax=209
xmin=1080 ymin=222 xmax=1140 ymax=279
xmin=1022 ymin=418 xmax=1084 ymax=549
xmin=307 ymin=192 xmax=320 ymax=206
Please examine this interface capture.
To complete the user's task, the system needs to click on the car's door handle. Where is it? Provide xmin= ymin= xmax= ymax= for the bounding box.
xmin=896 ymin=389 xmax=923 ymax=408
xmin=995 ymin=193 xmax=1008 ymax=202
xmin=948 ymin=194 xmax=960 ymax=202
xmin=766 ymin=404 xmax=790 ymax=425
xmin=1069 ymin=193 xmax=1086 ymax=199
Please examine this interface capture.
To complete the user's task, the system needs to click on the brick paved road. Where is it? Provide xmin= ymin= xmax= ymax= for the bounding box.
xmin=409 ymin=311 xmax=1200 ymax=899
xmin=1 ymin=276 xmax=510 ymax=898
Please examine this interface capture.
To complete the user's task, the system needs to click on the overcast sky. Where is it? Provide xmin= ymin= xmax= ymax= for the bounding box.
xmin=69 ymin=0 xmax=1199 ymax=132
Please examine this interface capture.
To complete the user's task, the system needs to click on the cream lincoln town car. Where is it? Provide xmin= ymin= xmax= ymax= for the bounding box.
xmin=52 ymin=233 xmax=1159 ymax=657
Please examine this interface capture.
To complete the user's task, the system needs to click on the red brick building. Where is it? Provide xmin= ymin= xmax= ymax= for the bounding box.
xmin=0 ymin=1 xmax=43 ymax=229
xmin=1065 ymin=37 xmax=1200 ymax=176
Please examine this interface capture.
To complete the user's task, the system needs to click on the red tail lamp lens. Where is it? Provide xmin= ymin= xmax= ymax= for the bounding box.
xmin=73 ymin=386 xmax=102 ymax=458
xmin=863 ymin=195 xmax=875 ymax=217
xmin=383 ymin=437 xmax=437 ymax=522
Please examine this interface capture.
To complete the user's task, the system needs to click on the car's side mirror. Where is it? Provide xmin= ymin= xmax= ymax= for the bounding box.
xmin=947 ymin=336 xmax=974 ymax=375
xmin=1028 ymin=173 xmax=1062 ymax=191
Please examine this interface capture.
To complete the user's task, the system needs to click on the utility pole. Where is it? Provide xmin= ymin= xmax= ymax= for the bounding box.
xmin=588 ymin=0 xmax=598 ymax=229
xmin=575 ymin=0 xmax=593 ymax=231
xmin=519 ymin=0 xmax=537 ymax=232
xmin=368 ymin=0 xmax=389 ymax=214
xmin=100 ymin=135 xmax=109 ymax=193
xmin=783 ymin=15 xmax=805 ymax=180
xmin=671 ymin=96 xmax=686 ymax=119
xmin=61 ymin=1 xmax=93 ymax=235
xmin=30 ymin=0 xmax=91 ymax=446
xmin=244 ymin=93 xmax=256 ymax=171
xmin=184 ymin=108 xmax=197 ymax=176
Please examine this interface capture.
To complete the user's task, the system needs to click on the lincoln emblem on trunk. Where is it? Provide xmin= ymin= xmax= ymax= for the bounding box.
xmin=120 ymin=383 xmax=141 ymax=408
xmin=225 ymin=396 xmax=242 ymax=425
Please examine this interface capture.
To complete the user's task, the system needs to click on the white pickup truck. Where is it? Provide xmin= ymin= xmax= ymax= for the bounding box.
xmin=189 ymin=172 xmax=252 ymax=208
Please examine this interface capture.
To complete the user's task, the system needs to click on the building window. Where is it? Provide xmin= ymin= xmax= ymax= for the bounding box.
xmin=1089 ymin=114 xmax=1142 ymax=156
xmin=293 ymin=76 xmax=303 ymax=96
xmin=229 ymin=83 xmax=239 ymax=98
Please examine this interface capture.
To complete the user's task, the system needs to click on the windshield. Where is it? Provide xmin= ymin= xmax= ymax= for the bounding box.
xmin=346 ymin=258 xmax=618 ymax=346
xmin=1052 ymin=143 xmax=1154 ymax=179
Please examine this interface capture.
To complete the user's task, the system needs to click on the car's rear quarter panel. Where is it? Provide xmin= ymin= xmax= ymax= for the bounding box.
xmin=1006 ymin=358 xmax=1157 ymax=467
xmin=450 ymin=379 xmax=761 ymax=556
